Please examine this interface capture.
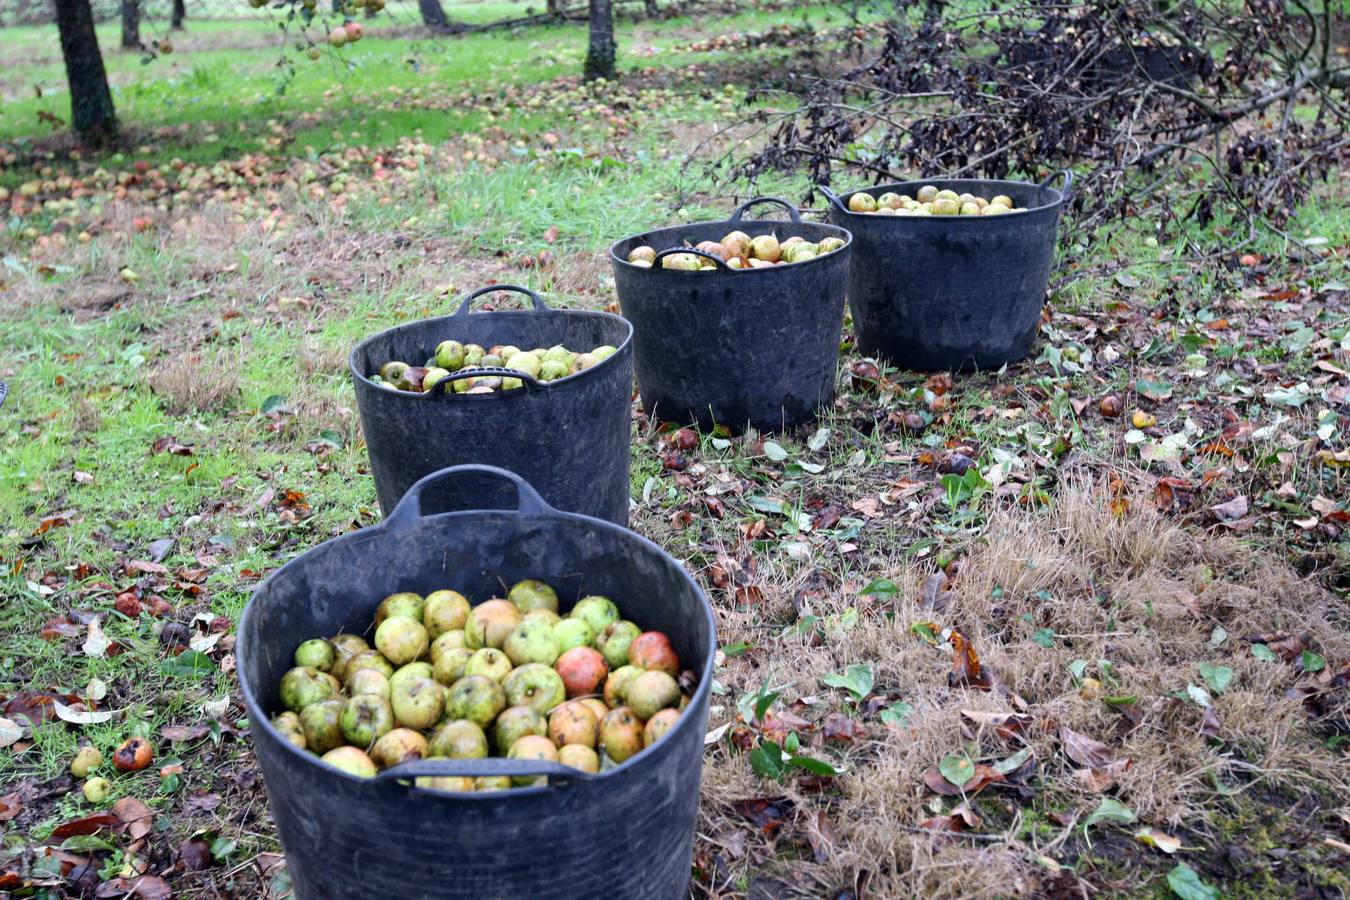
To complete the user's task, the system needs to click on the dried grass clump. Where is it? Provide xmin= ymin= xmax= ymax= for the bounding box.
xmin=147 ymin=351 xmax=240 ymax=416
xmin=694 ymin=479 xmax=1349 ymax=896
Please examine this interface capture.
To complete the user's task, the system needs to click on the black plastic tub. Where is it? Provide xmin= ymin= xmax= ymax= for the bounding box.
xmin=610 ymin=197 xmax=852 ymax=433
xmin=349 ymin=285 xmax=634 ymax=525
xmin=822 ymin=173 xmax=1070 ymax=372
xmin=237 ymin=465 xmax=717 ymax=900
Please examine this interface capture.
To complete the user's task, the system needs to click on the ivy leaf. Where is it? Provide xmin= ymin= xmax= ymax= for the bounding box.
xmin=1166 ymin=863 xmax=1220 ymax=900
xmin=1136 ymin=378 xmax=1173 ymax=401
xmin=160 ymin=650 xmax=217 ymax=679
xmin=1186 ymin=683 xmax=1212 ymax=707
xmin=1084 ymin=797 xmax=1136 ymax=842
xmin=821 ymin=665 xmax=874 ymax=701
xmin=1301 ymin=650 xmax=1326 ymax=673
xmin=1251 ymin=644 xmax=1276 ymax=662
xmin=807 ymin=427 xmax=830 ymax=451
xmin=787 ymin=754 xmax=841 ymax=776
xmin=1198 ymin=663 xmax=1233 ymax=695
xmin=879 ymin=701 xmax=913 ymax=729
xmin=939 ymin=754 xmax=975 ymax=787
xmin=1032 ymin=628 xmax=1056 ymax=648
xmin=749 ymin=740 xmax=786 ymax=780
xmin=859 ymin=579 xmax=899 ymax=598
xmin=762 ymin=441 xmax=788 ymax=462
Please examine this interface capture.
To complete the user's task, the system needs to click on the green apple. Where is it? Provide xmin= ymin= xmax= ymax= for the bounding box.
xmin=294 ymin=639 xmax=335 ymax=671
xmin=493 ymin=705 xmax=548 ymax=753
xmin=507 ymin=734 xmax=558 ymax=786
xmin=346 ymin=667 xmax=390 ymax=699
xmin=503 ymin=619 xmax=560 ymax=667
xmin=503 ymin=663 xmax=566 ymax=715
xmin=569 ymin=596 xmax=619 ymax=635
xmin=423 ymin=590 xmax=471 ymax=638
xmin=446 ymin=675 xmax=506 ymax=729
xmin=506 ymin=581 xmax=556 ymax=616
xmin=429 ymin=630 xmax=467 ymax=664
xmin=279 ymin=666 xmax=335 ymax=712
xmin=464 ymin=647 xmax=513 ymax=682
xmin=340 ymin=694 xmax=395 ymax=747
xmin=553 ymin=618 xmax=595 ymax=653
xmin=299 ymin=697 xmax=346 ymax=755
xmin=428 ymin=719 xmax=489 ymax=759
xmin=594 ymin=620 xmax=641 ymax=670
xmin=625 ymin=670 xmax=681 ymax=720
xmin=600 ymin=707 xmax=644 ymax=764
xmin=464 ymin=599 xmax=522 ymax=650
xmin=391 ymin=676 xmax=444 ymax=730
xmin=388 ymin=662 xmax=434 ymax=694
xmin=321 ymin=746 xmax=377 ymax=778
xmin=371 ymin=728 xmax=428 ymax=768
xmin=375 ymin=616 xmax=429 ymax=666
xmin=375 ymin=592 xmax=423 ymax=626
xmin=271 ymin=712 xmax=307 ymax=749
xmin=433 ymin=647 xmax=474 ymax=686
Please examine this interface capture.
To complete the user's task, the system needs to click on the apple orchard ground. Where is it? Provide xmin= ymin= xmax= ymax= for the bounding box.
xmin=1 ymin=3 xmax=1349 ymax=898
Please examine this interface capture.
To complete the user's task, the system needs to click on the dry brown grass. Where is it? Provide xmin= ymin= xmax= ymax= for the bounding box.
xmin=692 ymin=477 xmax=1349 ymax=897
xmin=147 ymin=349 xmax=241 ymax=416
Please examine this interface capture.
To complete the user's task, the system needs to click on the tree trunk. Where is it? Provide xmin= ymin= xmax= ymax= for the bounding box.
xmin=54 ymin=0 xmax=117 ymax=144
xmin=583 ymin=0 xmax=614 ymax=80
xmin=546 ymin=0 xmax=559 ymax=15
xmin=171 ymin=0 xmax=185 ymax=30
xmin=643 ymin=0 xmax=658 ymax=18
xmin=418 ymin=0 xmax=449 ymax=29
xmin=121 ymin=0 xmax=140 ymax=49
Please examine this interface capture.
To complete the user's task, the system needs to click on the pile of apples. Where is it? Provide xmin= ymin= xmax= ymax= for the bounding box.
xmin=372 ymin=341 xmax=618 ymax=394
xmin=625 ymin=229 xmax=846 ymax=271
xmin=271 ymin=580 xmax=690 ymax=789
xmin=847 ymin=185 xmax=1025 ymax=216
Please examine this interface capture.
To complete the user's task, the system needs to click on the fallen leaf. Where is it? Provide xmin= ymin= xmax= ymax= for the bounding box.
xmin=960 ymin=709 xmax=1032 ymax=741
xmin=1074 ymin=758 xmax=1133 ymax=792
xmin=82 ymin=617 xmax=109 ymax=658
xmin=112 ymin=797 xmax=155 ymax=841
xmin=0 ymin=793 xmax=21 ymax=822
xmin=0 ymin=717 xmax=22 ymax=748
xmin=1166 ymin=863 xmax=1220 ymax=900
xmin=949 ymin=631 xmax=991 ymax=691
xmin=821 ymin=713 xmax=866 ymax=744
xmin=1209 ymin=494 xmax=1248 ymax=522
xmin=1135 ymin=827 xmax=1182 ymax=854
xmin=53 ymin=701 xmax=115 ymax=725
xmin=1060 ymin=727 xmax=1114 ymax=768
xmin=178 ymin=837 xmax=213 ymax=870
xmin=160 ymin=724 xmax=210 ymax=742
xmin=805 ymin=810 xmax=837 ymax=862
xmin=41 ymin=616 xmax=82 ymax=640
xmin=938 ymin=754 xmax=976 ymax=786
xmin=732 ymin=797 xmax=791 ymax=836
xmin=542 ymin=224 xmax=560 ymax=244
xmin=51 ymin=813 xmax=121 ymax=840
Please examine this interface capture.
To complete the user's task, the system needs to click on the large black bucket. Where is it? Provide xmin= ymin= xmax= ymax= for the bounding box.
xmin=349 ymin=285 xmax=634 ymax=525
xmin=610 ymin=197 xmax=852 ymax=433
xmin=237 ymin=465 xmax=717 ymax=900
xmin=822 ymin=173 xmax=1071 ymax=372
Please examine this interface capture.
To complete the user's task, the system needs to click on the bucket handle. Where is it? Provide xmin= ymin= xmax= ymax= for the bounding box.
xmin=453 ymin=284 xmax=549 ymax=317
xmin=729 ymin=196 xmax=803 ymax=224
xmin=1038 ymin=169 xmax=1074 ymax=204
xmin=376 ymin=756 xmax=599 ymax=786
xmin=651 ymin=247 xmax=731 ymax=271
xmin=816 ymin=185 xmax=849 ymax=215
xmin=384 ymin=464 xmax=554 ymax=529
xmin=0 ymin=381 xmax=7 ymax=410
xmin=424 ymin=366 xmax=542 ymax=398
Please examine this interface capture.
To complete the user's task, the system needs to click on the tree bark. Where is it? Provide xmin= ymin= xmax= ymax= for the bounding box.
xmin=644 ymin=0 xmax=658 ymax=18
xmin=54 ymin=0 xmax=118 ymax=144
xmin=583 ymin=0 xmax=614 ymax=80
xmin=121 ymin=0 xmax=140 ymax=49
xmin=171 ymin=0 xmax=186 ymax=30
xmin=419 ymin=0 xmax=449 ymax=29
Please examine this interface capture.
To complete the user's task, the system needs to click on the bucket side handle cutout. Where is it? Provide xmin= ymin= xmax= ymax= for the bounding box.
xmin=0 ymin=381 xmax=7 ymax=410
xmin=652 ymin=247 xmax=731 ymax=271
xmin=384 ymin=464 xmax=554 ymax=530
xmin=378 ymin=756 xmax=599 ymax=786
xmin=424 ymin=366 xmax=542 ymax=398
xmin=730 ymin=196 xmax=803 ymax=223
xmin=1039 ymin=169 xmax=1075 ymax=204
xmin=453 ymin=284 xmax=549 ymax=316
xmin=816 ymin=185 xmax=849 ymax=215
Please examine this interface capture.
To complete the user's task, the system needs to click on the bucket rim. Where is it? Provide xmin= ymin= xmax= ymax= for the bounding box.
xmin=237 ymin=488 xmax=718 ymax=800
xmin=607 ymin=217 xmax=853 ymax=274
xmin=346 ymin=294 xmax=634 ymax=400
xmin=824 ymin=173 xmax=1071 ymax=220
